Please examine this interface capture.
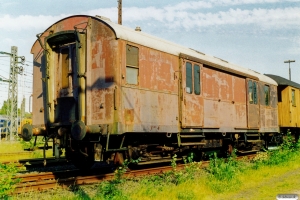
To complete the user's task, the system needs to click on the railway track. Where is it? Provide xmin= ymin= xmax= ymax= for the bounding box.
xmin=1 ymin=157 xmax=67 ymax=165
xmin=12 ymin=154 xmax=256 ymax=194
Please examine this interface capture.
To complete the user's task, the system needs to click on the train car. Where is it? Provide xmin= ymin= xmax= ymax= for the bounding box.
xmin=22 ymin=15 xmax=279 ymax=168
xmin=0 ymin=115 xmax=8 ymax=140
xmin=265 ymin=74 xmax=300 ymax=141
xmin=0 ymin=116 xmax=31 ymax=140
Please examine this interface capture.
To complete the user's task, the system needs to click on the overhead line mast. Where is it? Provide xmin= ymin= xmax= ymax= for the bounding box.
xmin=0 ymin=46 xmax=25 ymax=140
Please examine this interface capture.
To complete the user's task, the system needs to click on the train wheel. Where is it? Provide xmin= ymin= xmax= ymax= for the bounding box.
xmin=66 ymin=144 xmax=95 ymax=170
xmin=71 ymin=152 xmax=94 ymax=170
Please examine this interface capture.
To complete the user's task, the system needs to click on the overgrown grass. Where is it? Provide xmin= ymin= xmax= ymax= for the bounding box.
xmin=0 ymin=140 xmax=54 ymax=162
xmin=0 ymin=162 xmax=20 ymax=199
xmin=0 ymin=141 xmax=24 ymax=153
xmin=10 ymin=133 xmax=300 ymax=199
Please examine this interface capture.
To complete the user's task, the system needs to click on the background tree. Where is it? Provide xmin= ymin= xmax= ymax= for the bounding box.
xmin=0 ymin=100 xmax=10 ymax=115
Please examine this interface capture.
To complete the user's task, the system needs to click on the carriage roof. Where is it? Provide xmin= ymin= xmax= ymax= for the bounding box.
xmin=33 ymin=15 xmax=277 ymax=86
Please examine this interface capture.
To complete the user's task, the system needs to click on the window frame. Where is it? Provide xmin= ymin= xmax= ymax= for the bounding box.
xmin=248 ymin=80 xmax=257 ymax=104
xmin=264 ymin=85 xmax=270 ymax=106
xmin=194 ymin=64 xmax=201 ymax=95
xmin=185 ymin=62 xmax=193 ymax=94
xmin=126 ymin=44 xmax=139 ymax=85
xmin=185 ymin=62 xmax=201 ymax=95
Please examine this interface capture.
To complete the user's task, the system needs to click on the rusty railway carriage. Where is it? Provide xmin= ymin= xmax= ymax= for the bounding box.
xmin=22 ymin=15 xmax=279 ymax=168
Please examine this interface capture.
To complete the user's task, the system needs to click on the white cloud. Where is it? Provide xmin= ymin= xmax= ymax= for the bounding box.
xmin=1 ymin=2 xmax=300 ymax=32
xmin=0 ymin=14 xmax=67 ymax=31
xmin=209 ymin=0 xmax=297 ymax=6
xmin=85 ymin=7 xmax=118 ymax=22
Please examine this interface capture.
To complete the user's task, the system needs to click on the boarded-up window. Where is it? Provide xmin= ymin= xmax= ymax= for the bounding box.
xmin=126 ymin=45 xmax=139 ymax=85
xmin=194 ymin=64 xmax=200 ymax=95
xmin=292 ymin=89 xmax=296 ymax=106
xmin=264 ymin=85 xmax=270 ymax=106
xmin=186 ymin=62 xmax=192 ymax=94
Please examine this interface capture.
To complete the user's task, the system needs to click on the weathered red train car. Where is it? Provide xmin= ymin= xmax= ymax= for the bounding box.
xmin=22 ymin=15 xmax=278 ymax=168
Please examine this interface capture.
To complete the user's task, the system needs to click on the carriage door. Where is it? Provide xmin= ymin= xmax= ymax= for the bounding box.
xmin=180 ymin=60 xmax=204 ymax=128
xmin=54 ymin=44 xmax=79 ymax=123
xmin=247 ymin=79 xmax=260 ymax=128
xmin=45 ymin=31 xmax=86 ymax=125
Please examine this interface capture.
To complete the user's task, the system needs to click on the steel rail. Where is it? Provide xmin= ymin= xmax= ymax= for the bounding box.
xmin=12 ymin=154 xmax=256 ymax=194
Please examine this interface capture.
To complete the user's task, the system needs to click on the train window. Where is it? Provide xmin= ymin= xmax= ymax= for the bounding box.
xmin=126 ymin=45 xmax=139 ymax=85
xmin=264 ymin=85 xmax=270 ymax=106
xmin=126 ymin=67 xmax=138 ymax=84
xmin=248 ymin=80 xmax=257 ymax=104
xmin=292 ymin=89 xmax=296 ymax=106
xmin=194 ymin=64 xmax=201 ymax=95
xmin=253 ymin=82 xmax=257 ymax=104
xmin=248 ymin=80 xmax=253 ymax=104
xmin=186 ymin=62 xmax=193 ymax=94
xmin=61 ymin=48 xmax=70 ymax=89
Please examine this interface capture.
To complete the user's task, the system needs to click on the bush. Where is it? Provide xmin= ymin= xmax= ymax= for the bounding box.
xmin=207 ymin=152 xmax=239 ymax=181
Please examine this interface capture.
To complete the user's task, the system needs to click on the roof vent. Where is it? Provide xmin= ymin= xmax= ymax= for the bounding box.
xmin=95 ymin=15 xmax=111 ymax=22
xmin=135 ymin=26 xmax=142 ymax=31
xmin=213 ymin=56 xmax=228 ymax=63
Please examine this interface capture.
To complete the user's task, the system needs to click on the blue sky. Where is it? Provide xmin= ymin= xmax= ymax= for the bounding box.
xmin=0 ymin=0 xmax=300 ymax=112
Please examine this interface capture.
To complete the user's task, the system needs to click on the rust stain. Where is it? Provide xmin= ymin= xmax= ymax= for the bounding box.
xmin=124 ymin=109 xmax=134 ymax=124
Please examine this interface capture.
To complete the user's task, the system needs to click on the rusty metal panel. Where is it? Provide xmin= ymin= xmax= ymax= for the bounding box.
xmin=54 ymin=17 xmax=88 ymax=32
xmin=232 ymin=76 xmax=246 ymax=103
xmin=87 ymin=19 xmax=118 ymax=125
xmin=234 ymin=104 xmax=247 ymax=128
xmin=259 ymin=106 xmax=279 ymax=132
xmin=121 ymin=87 xmax=178 ymax=132
xmin=248 ymin=104 xmax=260 ymax=128
xmin=31 ymin=47 xmax=46 ymax=126
xmin=119 ymin=41 xmax=179 ymax=133
xmin=270 ymin=85 xmax=278 ymax=108
xmin=202 ymin=66 xmax=246 ymax=103
xmin=258 ymin=83 xmax=279 ymax=132
xmin=90 ymin=88 xmax=114 ymax=124
xmin=202 ymin=66 xmax=233 ymax=101
xmin=203 ymin=100 xmax=219 ymax=128
xmin=202 ymin=66 xmax=247 ymax=130
xmin=181 ymin=60 xmax=204 ymax=127
xmin=182 ymin=94 xmax=204 ymax=127
xmin=203 ymin=100 xmax=247 ymax=131
xmin=247 ymin=79 xmax=260 ymax=128
xmin=138 ymin=48 xmax=178 ymax=92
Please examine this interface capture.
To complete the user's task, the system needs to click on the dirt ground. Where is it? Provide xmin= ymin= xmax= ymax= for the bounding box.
xmin=224 ymin=167 xmax=300 ymax=200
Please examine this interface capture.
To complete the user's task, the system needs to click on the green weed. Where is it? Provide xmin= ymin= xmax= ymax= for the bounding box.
xmin=0 ymin=162 xmax=20 ymax=198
